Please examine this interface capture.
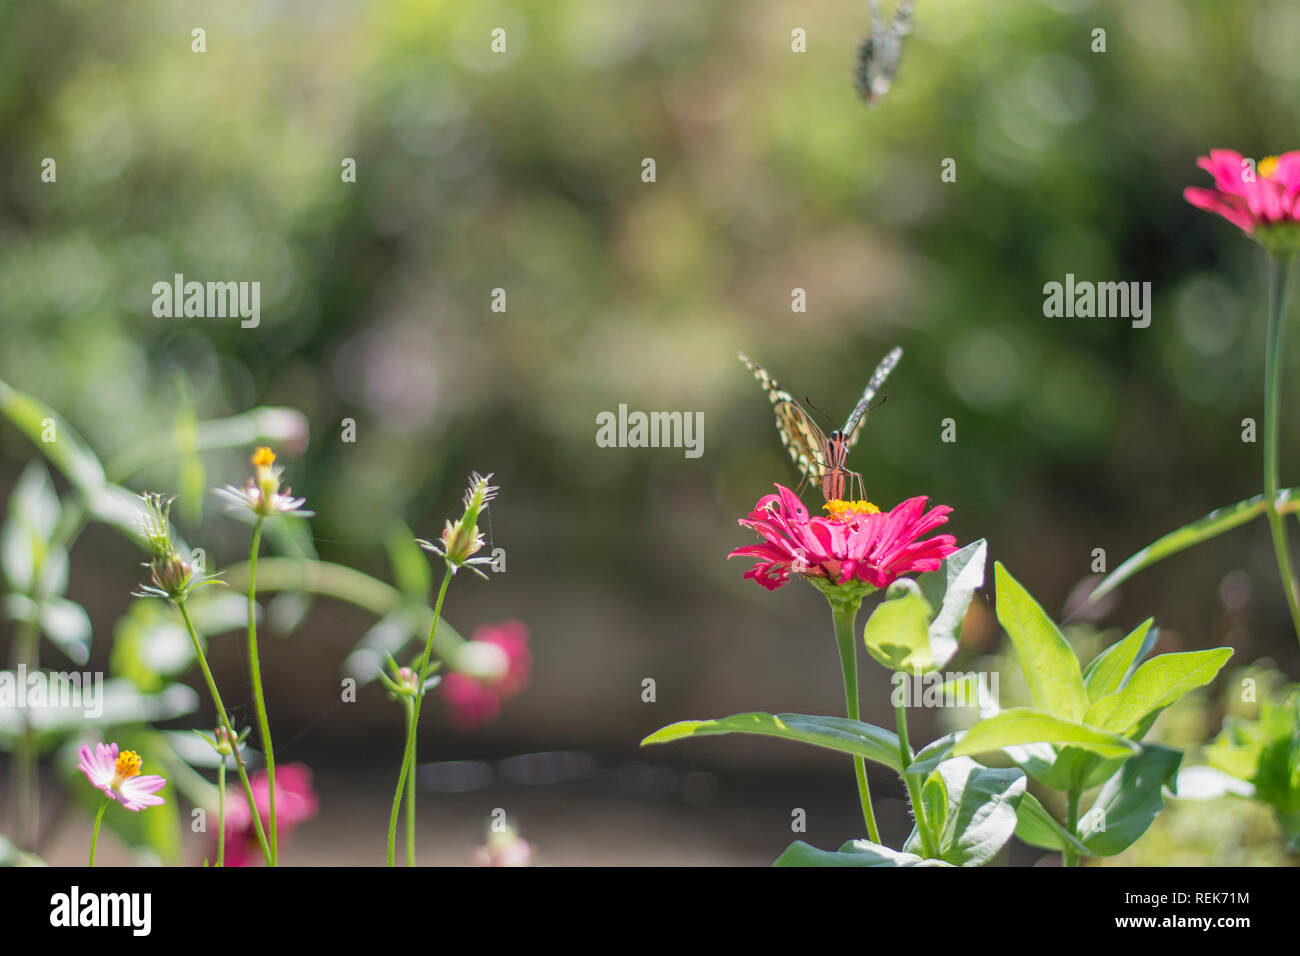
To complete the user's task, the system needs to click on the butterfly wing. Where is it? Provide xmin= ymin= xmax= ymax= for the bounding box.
xmin=738 ymin=352 xmax=830 ymax=481
xmin=843 ymin=346 xmax=902 ymax=451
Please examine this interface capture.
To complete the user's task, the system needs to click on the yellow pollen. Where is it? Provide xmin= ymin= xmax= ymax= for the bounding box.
xmin=823 ymin=499 xmax=881 ymax=521
xmin=114 ymin=750 xmax=142 ymax=779
xmin=1260 ymin=156 xmax=1280 ymax=180
xmin=251 ymin=446 xmax=276 ymax=468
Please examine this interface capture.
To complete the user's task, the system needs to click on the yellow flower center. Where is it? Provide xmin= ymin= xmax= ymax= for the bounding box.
xmin=823 ymin=499 xmax=881 ymax=521
xmin=1260 ymin=155 xmax=1280 ymax=180
xmin=114 ymin=750 xmax=142 ymax=781
xmin=251 ymin=446 xmax=276 ymax=468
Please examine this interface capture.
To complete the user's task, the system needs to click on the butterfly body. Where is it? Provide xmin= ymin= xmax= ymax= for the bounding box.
xmin=739 ymin=348 xmax=902 ymax=503
xmin=820 ymin=431 xmax=852 ymax=502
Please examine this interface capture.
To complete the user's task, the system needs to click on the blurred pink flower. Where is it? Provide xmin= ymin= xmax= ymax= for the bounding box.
xmin=222 ymin=763 xmax=318 ymax=867
xmin=440 ymin=620 xmax=531 ymax=729
xmin=1185 ymin=149 xmax=1300 ymax=245
xmin=729 ymin=485 xmax=957 ymax=592
xmin=77 ymin=742 xmax=166 ymax=811
xmin=472 ymin=826 xmax=536 ymax=867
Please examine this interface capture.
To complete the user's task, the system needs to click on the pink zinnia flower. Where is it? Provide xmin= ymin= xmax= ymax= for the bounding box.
xmin=77 ymin=742 xmax=166 ymax=811
xmin=222 ymin=762 xmax=318 ymax=867
xmin=1185 ymin=149 xmax=1300 ymax=250
xmin=729 ymin=485 xmax=957 ymax=592
xmin=440 ymin=620 xmax=531 ymax=729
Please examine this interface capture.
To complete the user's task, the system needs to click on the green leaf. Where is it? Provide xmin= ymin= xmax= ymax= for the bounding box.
xmin=1085 ymin=648 xmax=1233 ymax=736
xmin=1091 ymin=492 xmax=1278 ymax=600
xmin=110 ymin=594 xmax=247 ymax=690
xmin=1083 ymin=619 xmax=1156 ymax=703
xmin=994 ymin=563 xmax=1088 ymax=720
xmin=905 ymin=732 xmax=960 ymax=784
xmin=641 ymin=712 xmax=906 ymax=773
xmin=904 ymin=758 xmax=1026 ymax=866
xmin=106 ymin=406 xmax=310 ymax=481
xmin=952 ymin=708 xmax=1139 ymax=759
xmin=386 ymin=520 xmax=432 ymax=602
xmin=1079 ymin=744 xmax=1182 ymax=856
xmin=1175 ymin=765 xmax=1255 ymax=800
xmin=341 ymin=606 xmax=424 ymax=683
xmin=3 ymin=595 xmax=91 ymax=665
xmin=917 ymin=538 xmax=987 ymax=669
xmin=1015 ymin=790 xmax=1089 ymax=854
xmin=37 ymin=598 xmax=92 ymax=665
xmin=1 ymin=462 xmax=67 ymax=597
xmin=0 ymin=833 xmax=46 ymax=866
xmin=862 ymin=579 xmax=934 ymax=674
xmin=0 ymin=679 xmax=198 ymax=752
xmin=774 ymin=839 xmax=950 ymax=867
xmin=920 ymin=769 xmax=949 ymax=842
xmin=1203 ymin=715 xmax=1264 ymax=782
xmin=0 ymin=378 xmax=107 ymax=493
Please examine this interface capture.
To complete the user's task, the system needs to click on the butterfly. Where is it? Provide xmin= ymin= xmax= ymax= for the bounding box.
xmin=739 ymin=347 xmax=902 ymax=502
xmin=854 ymin=0 xmax=914 ymax=107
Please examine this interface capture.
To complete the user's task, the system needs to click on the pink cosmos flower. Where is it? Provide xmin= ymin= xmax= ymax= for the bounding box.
xmin=1185 ymin=149 xmax=1300 ymax=240
xmin=729 ymin=485 xmax=957 ymax=592
xmin=440 ymin=620 xmax=531 ymax=729
xmin=77 ymin=742 xmax=167 ymax=811
xmin=222 ymin=762 xmax=319 ymax=867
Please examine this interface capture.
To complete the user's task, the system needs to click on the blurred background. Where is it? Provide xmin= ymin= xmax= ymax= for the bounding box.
xmin=3 ymin=0 xmax=1300 ymax=865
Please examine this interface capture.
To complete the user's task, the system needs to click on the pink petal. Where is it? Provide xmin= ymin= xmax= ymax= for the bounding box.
xmin=1198 ymin=149 xmax=1248 ymax=194
xmin=1185 ymin=187 xmax=1257 ymax=233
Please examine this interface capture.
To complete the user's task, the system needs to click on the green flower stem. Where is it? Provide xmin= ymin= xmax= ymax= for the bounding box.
xmin=403 ymin=696 xmax=416 ymax=866
xmin=1063 ymin=788 xmax=1081 ymax=868
xmin=176 ymin=600 xmax=272 ymax=866
xmin=88 ymin=797 xmax=109 ymax=867
xmin=216 ymin=760 xmax=226 ymax=868
xmin=894 ymin=698 xmax=936 ymax=859
xmin=1264 ymin=254 xmax=1300 ymax=647
xmin=830 ymin=598 xmax=882 ymax=844
xmin=387 ymin=565 xmax=454 ymax=866
xmin=245 ymin=517 xmax=278 ymax=865
xmin=11 ymin=618 xmax=39 ymax=851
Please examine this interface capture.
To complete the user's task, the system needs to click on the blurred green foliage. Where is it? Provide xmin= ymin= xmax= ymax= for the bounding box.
xmin=3 ymin=0 xmax=1300 ymax=867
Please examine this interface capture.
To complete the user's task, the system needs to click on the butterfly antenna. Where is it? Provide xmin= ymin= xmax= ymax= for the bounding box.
xmin=804 ymin=395 xmax=838 ymax=431
xmin=870 ymin=392 xmax=888 ymax=411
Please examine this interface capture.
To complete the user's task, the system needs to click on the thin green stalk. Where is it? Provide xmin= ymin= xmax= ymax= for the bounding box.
xmin=176 ymin=600 xmax=272 ymax=866
xmin=11 ymin=620 xmax=38 ymax=851
xmin=894 ymin=698 xmax=936 ymax=858
xmin=1263 ymin=254 xmax=1300 ymax=647
xmin=216 ymin=761 xmax=226 ymax=868
xmin=1063 ymin=788 xmax=1081 ymax=868
xmin=245 ymin=517 xmax=278 ymax=865
xmin=830 ymin=599 xmax=882 ymax=843
xmin=387 ymin=566 xmax=454 ymax=866
xmin=403 ymin=697 xmax=416 ymax=866
xmin=88 ymin=797 xmax=109 ymax=867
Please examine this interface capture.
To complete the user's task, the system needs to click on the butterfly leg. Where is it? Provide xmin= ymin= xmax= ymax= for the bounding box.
xmin=853 ymin=470 xmax=868 ymax=503
xmin=796 ymin=468 xmax=830 ymax=503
